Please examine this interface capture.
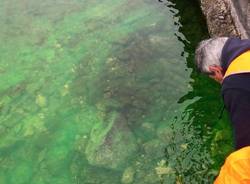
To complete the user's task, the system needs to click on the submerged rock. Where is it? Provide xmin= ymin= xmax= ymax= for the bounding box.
xmin=121 ymin=167 xmax=135 ymax=184
xmin=142 ymin=139 xmax=165 ymax=158
xmin=79 ymin=165 xmax=121 ymax=184
xmin=156 ymin=125 xmax=174 ymax=143
xmin=155 ymin=159 xmax=174 ymax=176
xmin=85 ymin=114 xmax=138 ymax=170
xmin=140 ymin=122 xmax=156 ymax=136
xmin=136 ymin=170 xmax=162 ymax=184
xmin=35 ymin=94 xmax=47 ymax=107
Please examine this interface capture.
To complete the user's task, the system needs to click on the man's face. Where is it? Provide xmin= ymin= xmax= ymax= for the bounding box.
xmin=208 ymin=65 xmax=224 ymax=84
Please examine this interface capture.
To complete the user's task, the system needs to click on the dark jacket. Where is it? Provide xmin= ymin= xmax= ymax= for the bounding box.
xmin=221 ymin=38 xmax=250 ymax=150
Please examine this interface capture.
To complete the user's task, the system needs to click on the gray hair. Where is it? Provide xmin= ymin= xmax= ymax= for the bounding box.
xmin=195 ymin=37 xmax=229 ymax=74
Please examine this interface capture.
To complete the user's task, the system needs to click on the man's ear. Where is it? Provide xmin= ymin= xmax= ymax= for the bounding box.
xmin=209 ymin=65 xmax=223 ymax=74
xmin=208 ymin=65 xmax=223 ymax=83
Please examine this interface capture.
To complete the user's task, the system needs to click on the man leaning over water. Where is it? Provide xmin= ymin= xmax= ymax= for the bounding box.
xmin=195 ymin=37 xmax=250 ymax=183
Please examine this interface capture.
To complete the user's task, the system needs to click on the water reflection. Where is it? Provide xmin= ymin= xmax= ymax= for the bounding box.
xmin=160 ymin=0 xmax=234 ymax=183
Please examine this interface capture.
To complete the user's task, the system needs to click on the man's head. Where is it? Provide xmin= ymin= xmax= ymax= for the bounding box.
xmin=195 ymin=37 xmax=229 ymax=83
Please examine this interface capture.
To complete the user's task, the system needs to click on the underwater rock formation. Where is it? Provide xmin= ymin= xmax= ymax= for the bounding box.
xmin=121 ymin=167 xmax=135 ymax=184
xmin=200 ymin=0 xmax=250 ymax=38
xmin=85 ymin=114 xmax=138 ymax=170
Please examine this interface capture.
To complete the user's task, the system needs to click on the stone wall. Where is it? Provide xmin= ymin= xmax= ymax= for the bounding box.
xmin=200 ymin=0 xmax=250 ymax=39
xmin=231 ymin=0 xmax=250 ymax=38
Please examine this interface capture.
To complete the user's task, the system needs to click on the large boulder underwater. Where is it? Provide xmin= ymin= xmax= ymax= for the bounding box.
xmin=85 ymin=113 xmax=138 ymax=170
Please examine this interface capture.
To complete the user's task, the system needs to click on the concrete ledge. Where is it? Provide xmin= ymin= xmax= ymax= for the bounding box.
xmin=200 ymin=0 xmax=250 ymax=39
xmin=230 ymin=0 xmax=250 ymax=38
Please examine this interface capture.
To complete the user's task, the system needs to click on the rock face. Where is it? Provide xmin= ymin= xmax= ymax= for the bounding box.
xmin=231 ymin=0 xmax=250 ymax=37
xmin=200 ymin=0 xmax=250 ymax=38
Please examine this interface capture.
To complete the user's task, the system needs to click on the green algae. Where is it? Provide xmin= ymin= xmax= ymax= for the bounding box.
xmin=0 ymin=0 xmax=233 ymax=183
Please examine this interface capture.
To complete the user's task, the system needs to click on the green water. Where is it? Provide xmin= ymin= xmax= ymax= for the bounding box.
xmin=0 ymin=0 xmax=233 ymax=183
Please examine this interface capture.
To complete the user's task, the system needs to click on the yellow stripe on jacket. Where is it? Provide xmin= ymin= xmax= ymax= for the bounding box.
xmin=214 ymin=146 xmax=250 ymax=184
xmin=224 ymin=50 xmax=250 ymax=79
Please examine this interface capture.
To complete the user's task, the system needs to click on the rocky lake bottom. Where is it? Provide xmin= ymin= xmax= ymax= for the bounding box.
xmin=0 ymin=0 xmax=233 ymax=183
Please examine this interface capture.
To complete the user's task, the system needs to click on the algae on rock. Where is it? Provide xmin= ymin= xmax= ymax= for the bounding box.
xmin=85 ymin=113 xmax=138 ymax=170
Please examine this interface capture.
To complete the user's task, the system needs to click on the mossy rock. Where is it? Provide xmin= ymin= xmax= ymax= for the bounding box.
xmin=85 ymin=114 xmax=138 ymax=170
xmin=142 ymin=139 xmax=165 ymax=158
xmin=121 ymin=167 xmax=135 ymax=184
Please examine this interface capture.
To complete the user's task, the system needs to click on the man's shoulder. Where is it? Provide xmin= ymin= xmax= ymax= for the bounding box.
xmin=222 ymin=74 xmax=250 ymax=94
xmin=221 ymin=38 xmax=250 ymax=71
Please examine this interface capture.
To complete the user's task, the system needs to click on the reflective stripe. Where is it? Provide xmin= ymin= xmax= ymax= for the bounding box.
xmin=214 ymin=146 xmax=250 ymax=184
xmin=224 ymin=50 xmax=250 ymax=79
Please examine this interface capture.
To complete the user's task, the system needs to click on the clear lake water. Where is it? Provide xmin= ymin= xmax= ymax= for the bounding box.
xmin=0 ymin=0 xmax=233 ymax=183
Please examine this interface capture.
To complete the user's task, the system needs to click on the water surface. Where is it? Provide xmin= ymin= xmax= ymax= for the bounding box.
xmin=0 ymin=0 xmax=232 ymax=183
